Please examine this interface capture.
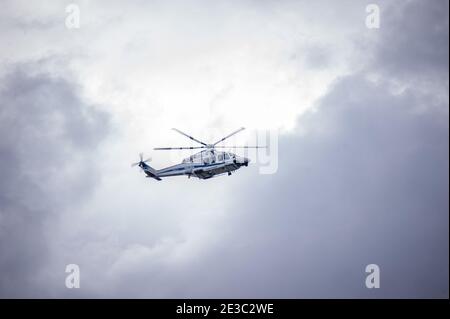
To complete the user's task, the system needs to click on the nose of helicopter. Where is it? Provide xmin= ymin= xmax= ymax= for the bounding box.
xmin=236 ymin=156 xmax=250 ymax=166
xmin=232 ymin=155 xmax=250 ymax=167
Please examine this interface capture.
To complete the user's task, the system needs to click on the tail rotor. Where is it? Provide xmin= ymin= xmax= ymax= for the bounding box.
xmin=131 ymin=153 xmax=152 ymax=167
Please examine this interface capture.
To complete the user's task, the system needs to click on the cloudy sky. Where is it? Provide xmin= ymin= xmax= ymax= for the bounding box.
xmin=0 ymin=0 xmax=448 ymax=298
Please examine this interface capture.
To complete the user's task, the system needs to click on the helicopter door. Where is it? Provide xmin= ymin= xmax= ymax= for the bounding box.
xmin=202 ymin=152 xmax=210 ymax=165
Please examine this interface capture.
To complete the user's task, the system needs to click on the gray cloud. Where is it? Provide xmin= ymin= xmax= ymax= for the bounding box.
xmin=0 ymin=0 xmax=447 ymax=298
xmin=189 ymin=74 xmax=448 ymax=298
xmin=88 ymin=72 xmax=448 ymax=298
xmin=94 ymin=0 xmax=448 ymax=298
xmin=182 ymin=0 xmax=449 ymax=298
xmin=374 ymin=0 xmax=449 ymax=82
xmin=0 ymin=65 xmax=110 ymax=297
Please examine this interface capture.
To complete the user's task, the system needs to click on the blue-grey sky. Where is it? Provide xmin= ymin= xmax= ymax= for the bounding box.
xmin=0 ymin=0 xmax=448 ymax=298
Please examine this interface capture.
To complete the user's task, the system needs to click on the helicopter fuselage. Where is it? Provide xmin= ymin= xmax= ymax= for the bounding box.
xmin=140 ymin=150 xmax=249 ymax=180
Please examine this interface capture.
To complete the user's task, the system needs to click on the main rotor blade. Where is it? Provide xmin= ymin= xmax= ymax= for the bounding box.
xmin=213 ymin=127 xmax=246 ymax=146
xmin=153 ymin=146 xmax=206 ymax=150
xmin=213 ymin=145 xmax=267 ymax=148
xmin=172 ymin=128 xmax=208 ymax=146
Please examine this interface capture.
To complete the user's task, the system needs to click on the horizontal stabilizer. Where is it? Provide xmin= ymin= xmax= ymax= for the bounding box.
xmin=146 ymin=174 xmax=162 ymax=181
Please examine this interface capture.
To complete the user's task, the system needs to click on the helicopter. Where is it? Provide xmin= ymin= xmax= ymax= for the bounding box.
xmin=131 ymin=127 xmax=265 ymax=180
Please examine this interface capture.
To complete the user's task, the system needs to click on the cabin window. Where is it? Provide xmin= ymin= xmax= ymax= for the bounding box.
xmin=218 ymin=154 xmax=223 ymax=161
xmin=224 ymin=154 xmax=230 ymax=160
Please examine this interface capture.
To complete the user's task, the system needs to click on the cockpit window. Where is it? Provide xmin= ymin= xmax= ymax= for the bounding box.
xmin=224 ymin=154 xmax=230 ymax=160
